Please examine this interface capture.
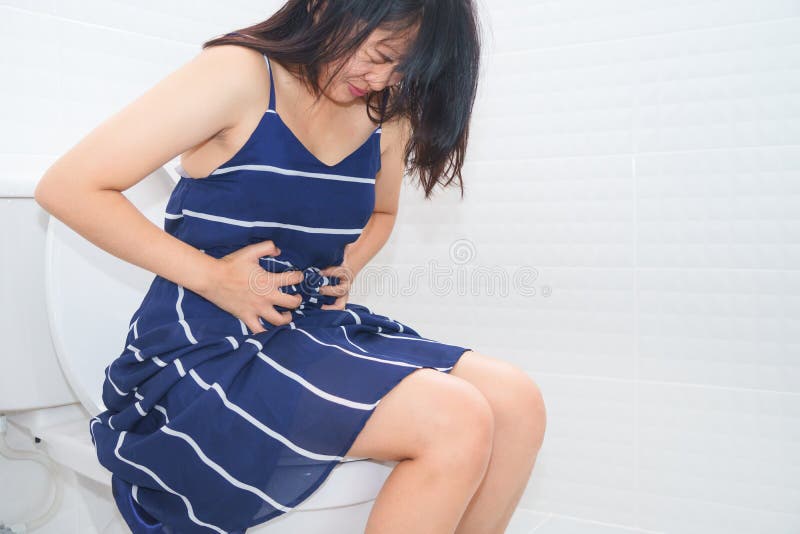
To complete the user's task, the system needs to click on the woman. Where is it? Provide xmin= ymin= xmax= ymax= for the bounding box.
xmin=34 ymin=1 xmax=546 ymax=532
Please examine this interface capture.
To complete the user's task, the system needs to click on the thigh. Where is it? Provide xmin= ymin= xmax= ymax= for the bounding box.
xmin=344 ymin=365 xmax=493 ymax=462
xmin=450 ymin=350 xmax=546 ymax=429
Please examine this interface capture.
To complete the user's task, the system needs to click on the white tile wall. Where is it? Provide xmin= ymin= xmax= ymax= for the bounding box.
xmin=2 ymin=1 xmax=798 ymax=533
xmin=373 ymin=1 xmax=800 ymax=533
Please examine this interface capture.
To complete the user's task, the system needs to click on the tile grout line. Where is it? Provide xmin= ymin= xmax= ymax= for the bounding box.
xmin=633 ymin=48 xmax=641 ymax=531
xmin=527 ymin=512 xmax=553 ymax=533
xmin=523 ymin=509 xmax=666 ymax=533
xmin=3 ymin=5 xmax=198 ymax=47
xmin=489 ymin=14 xmax=800 ymax=57
xmin=517 ymin=369 xmax=800 ymax=396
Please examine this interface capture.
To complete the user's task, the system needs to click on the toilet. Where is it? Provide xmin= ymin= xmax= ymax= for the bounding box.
xmin=0 ymin=162 xmax=397 ymax=533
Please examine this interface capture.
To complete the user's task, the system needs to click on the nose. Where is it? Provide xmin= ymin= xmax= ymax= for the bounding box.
xmin=365 ymin=66 xmax=402 ymax=90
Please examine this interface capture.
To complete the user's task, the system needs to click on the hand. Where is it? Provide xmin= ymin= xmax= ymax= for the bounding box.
xmin=318 ymin=260 xmax=359 ymax=311
xmin=198 ymin=240 xmax=304 ymax=334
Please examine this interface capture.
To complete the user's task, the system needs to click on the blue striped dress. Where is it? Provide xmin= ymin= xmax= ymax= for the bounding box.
xmin=89 ymin=54 xmax=471 ymax=533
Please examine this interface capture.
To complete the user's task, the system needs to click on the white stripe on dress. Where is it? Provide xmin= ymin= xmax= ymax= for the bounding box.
xmin=159 ymin=425 xmax=293 ymax=513
xmin=174 ymin=357 xmax=186 ymax=377
xmin=128 ymin=317 xmax=140 ymax=339
xmin=188 ymin=368 xmax=350 ymax=462
xmin=106 ymin=365 xmax=129 ymax=397
xmin=211 ymin=161 xmax=376 ymax=183
xmin=165 ymin=209 xmax=364 ymax=235
xmin=294 ymin=327 xmax=459 ymax=372
xmin=244 ymin=338 xmax=377 ymax=410
xmin=292 ymin=328 xmax=421 ymax=369
xmin=175 ymin=160 xmax=376 ymax=183
xmin=345 ymin=309 xmax=362 ymax=324
xmin=114 ymin=431 xmax=229 ymax=534
xmin=340 ymin=325 xmax=368 ymax=353
xmin=238 ymin=318 xmax=249 ymax=335
xmin=175 ymin=285 xmax=199 ymax=344
xmin=127 ymin=344 xmax=145 ymax=362
xmin=375 ymin=331 xmax=448 ymax=345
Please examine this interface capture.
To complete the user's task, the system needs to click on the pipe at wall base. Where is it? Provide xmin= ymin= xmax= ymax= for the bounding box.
xmin=0 ymin=414 xmax=64 ymax=533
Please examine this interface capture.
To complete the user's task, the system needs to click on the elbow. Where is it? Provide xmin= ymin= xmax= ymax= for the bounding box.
xmin=33 ymin=172 xmax=70 ymax=214
xmin=33 ymin=176 xmax=56 ymax=212
xmin=33 ymin=180 xmax=50 ymax=210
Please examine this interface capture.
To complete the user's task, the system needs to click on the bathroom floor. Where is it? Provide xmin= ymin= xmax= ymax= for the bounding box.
xmin=507 ymin=509 xmax=662 ymax=534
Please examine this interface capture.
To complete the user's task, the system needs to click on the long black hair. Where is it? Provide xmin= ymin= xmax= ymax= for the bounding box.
xmin=202 ymin=0 xmax=482 ymax=199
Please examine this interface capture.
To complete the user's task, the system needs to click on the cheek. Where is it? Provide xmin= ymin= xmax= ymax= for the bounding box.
xmin=344 ymin=53 xmax=375 ymax=76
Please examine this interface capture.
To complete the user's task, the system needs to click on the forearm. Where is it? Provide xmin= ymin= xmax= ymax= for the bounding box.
xmin=35 ymin=182 xmax=220 ymax=295
xmin=344 ymin=211 xmax=396 ymax=275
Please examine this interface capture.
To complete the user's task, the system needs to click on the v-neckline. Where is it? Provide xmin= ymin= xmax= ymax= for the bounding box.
xmin=265 ymin=54 xmax=381 ymax=169
xmin=270 ymin=109 xmax=380 ymax=169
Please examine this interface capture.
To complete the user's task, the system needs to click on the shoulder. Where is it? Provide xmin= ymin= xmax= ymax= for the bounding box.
xmin=193 ymin=44 xmax=269 ymax=105
xmin=194 ymin=44 xmax=267 ymax=79
xmin=185 ymin=44 xmax=270 ymax=136
xmin=379 ymin=113 xmax=412 ymax=157
xmin=197 ymin=43 xmax=266 ymax=69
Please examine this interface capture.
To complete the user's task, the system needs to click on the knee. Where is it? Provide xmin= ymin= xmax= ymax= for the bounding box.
xmin=427 ymin=383 xmax=494 ymax=473
xmin=494 ymin=367 xmax=547 ymax=449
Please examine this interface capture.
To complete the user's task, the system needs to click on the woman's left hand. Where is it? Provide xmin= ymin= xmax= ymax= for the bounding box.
xmin=318 ymin=261 xmax=359 ymax=310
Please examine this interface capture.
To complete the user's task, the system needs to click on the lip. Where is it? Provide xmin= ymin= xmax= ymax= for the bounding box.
xmin=348 ymin=83 xmax=368 ymax=97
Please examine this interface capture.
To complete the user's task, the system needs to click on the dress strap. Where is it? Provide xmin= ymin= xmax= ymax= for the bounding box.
xmin=263 ymin=54 xmax=276 ymax=112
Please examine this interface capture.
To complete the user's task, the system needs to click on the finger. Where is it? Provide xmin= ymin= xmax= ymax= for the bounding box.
xmin=319 ymin=284 xmax=348 ymax=297
xmin=321 ymin=267 xmax=342 ymax=279
xmin=322 ymin=295 xmax=347 ymax=310
xmin=272 ymin=292 xmax=303 ymax=309
xmin=275 ymin=270 xmax=305 ymax=287
xmin=262 ymin=307 xmax=293 ymax=326
xmin=245 ymin=317 xmax=267 ymax=334
xmin=320 ymin=266 xmax=348 ymax=279
xmin=256 ymin=270 xmax=301 ymax=293
xmin=251 ymin=240 xmax=281 ymax=259
xmin=322 ymin=274 xmax=350 ymax=290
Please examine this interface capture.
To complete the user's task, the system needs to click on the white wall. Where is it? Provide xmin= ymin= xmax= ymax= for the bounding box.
xmin=410 ymin=1 xmax=799 ymax=533
xmin=374 ymin=1 xmax=800 ymax=532
xmin=1 ymin=1 xmax=798 ymax=533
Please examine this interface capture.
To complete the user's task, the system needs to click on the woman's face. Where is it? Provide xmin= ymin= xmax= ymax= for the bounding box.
xmin=323 ymin=25 xmax=414 ymax=103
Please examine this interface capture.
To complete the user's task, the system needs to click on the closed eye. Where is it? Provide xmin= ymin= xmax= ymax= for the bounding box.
xmin=370 ymin=51 xmax=394 ymax=64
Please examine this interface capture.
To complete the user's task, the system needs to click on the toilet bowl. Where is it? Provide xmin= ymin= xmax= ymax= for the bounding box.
xmin=0 ymin=162 xmax=397 ymax=533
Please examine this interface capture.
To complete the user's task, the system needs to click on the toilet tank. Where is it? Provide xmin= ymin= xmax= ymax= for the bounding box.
xmin=0 ymin=164 xmax=181 ymax=414
xmin=0 ymin=180 xmax=78 ymax=412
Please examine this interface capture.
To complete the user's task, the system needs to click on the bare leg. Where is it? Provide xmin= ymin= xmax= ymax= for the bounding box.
xmin=455 ymin=428 xmax=543 ymax=534
xmin=449 ymin=352 xmax=548 ymax=534
xmin=364 ymin=441 xmax=493 ymax=534
xmin=344 ymin=367 xmax=497 ymax=534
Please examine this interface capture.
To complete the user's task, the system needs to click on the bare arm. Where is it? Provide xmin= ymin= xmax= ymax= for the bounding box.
xmin=33 ymin=45 xmax=265 ymax=295
xmin=343 ymin=116 xmax=412 ymax=274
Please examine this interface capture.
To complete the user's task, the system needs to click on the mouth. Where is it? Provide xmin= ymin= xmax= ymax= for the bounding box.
xmin=347 ymin=82 xmax=368 ymax=97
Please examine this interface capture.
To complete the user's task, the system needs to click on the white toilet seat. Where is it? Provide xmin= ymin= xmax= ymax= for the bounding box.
xmin=43 ymin=171 xmax=174 ymax=416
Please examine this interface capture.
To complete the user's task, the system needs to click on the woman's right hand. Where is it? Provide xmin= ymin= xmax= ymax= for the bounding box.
xmin=199 ymin=239 xmax=304 ymax=334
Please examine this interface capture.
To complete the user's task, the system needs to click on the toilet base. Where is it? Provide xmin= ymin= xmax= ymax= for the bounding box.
xmin=7 ymin=406 xmax=385 ymax=533
xmin=85 ymin=469 xmax=375 ymax=533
